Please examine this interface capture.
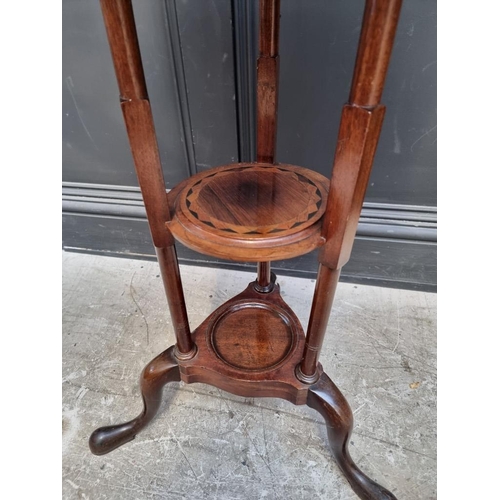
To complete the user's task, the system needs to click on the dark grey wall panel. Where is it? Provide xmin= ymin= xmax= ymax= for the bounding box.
xmin=62 ymin=0 xmax=136 ymax=186
xmin=133 ymin=1 xmax=193 ymax=187
xmin=175 ymin=0 xmax=239 ymax=170
xmin=62 ymin=0 xmax=191 ymax=188
xmin=277 ymin=0 xmax=436 ymax=206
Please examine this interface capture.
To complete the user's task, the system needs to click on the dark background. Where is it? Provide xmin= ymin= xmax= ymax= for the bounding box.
xmin=62 ymin=0 xmax=436 ymax=291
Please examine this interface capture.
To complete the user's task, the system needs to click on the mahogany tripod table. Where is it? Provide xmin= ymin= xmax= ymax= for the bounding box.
xmin=90 ymin=1 xmax=403 ymax=499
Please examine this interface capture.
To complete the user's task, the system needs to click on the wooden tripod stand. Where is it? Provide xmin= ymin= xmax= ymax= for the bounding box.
xmin=89 ymin=1 xmax=403 ymax=499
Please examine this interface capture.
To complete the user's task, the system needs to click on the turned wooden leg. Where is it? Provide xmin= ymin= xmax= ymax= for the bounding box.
xmin=89 ymin=346 xmax=180 ymax=455
xmin=308 ymin=372 xmax=397 ymax=500
xmin=156 ymin=246 xmax=195 ymax=358
xmin=255 ymin=261 xmax=273 ymax=292
xmin=297 ymin=265 xmax=340 ymax=382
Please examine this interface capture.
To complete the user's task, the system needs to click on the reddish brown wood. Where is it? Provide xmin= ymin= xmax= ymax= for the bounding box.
xmin=319 ymin=0 xmax=403 ymax=270
xmin=259 ymin=0 xmax=280 ymax=57
xmin=319 ymin=104 xmax=386 ymax=270
xmin=257 ymin=57 xmax=279 ymax=164
xmin=178 ymin=279 xmax=313 ymax=405
xmin=156 ymin=246 xmax=194 ymax=356
xmin=308 ymin=373 xmax=397 ymax=499
xmin=120 ymin=100 xmax=173 ymax=248
xmin=99 ymin=0 xmax=147 ymax=101
xmin=256 ymin=0 xmax=281 ymax=288
xmin=89 ymin=346 xmax=180 ymax=455
xmin=298 ymin=265 xmax=341 ymax=379
xmin=350 ymin=0 xmax=403 ymax=108
xmin=257 ymin=261 xmax=272 ymax=290
xmin=178 ymin=164 xmax=325 ymax=234
xmin=257 ymin=0 xmax=280 ymax=164
xmin=166 ymin=163 xmax=329 ymax=262
xmin=89 ymin=278 xmax=397 ymax=497
xmin=210 ymin=297 xmax=295 ymax=371
xmin=100 ymin=0 xmax=193 ymax=355
xmin=167 ymin=215 xmax=323 ymax=262
xmin=304 ymin=0 xmax=403 ymax=382
xmin=101 ymin=0 xmax=171 ymax=248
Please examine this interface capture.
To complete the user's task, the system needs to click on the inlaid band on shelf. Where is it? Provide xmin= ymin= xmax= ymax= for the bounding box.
xmin=176 ymin=163 xmax=329 ymax=239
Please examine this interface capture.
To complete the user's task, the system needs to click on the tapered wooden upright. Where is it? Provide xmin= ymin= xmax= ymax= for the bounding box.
xmin=100 ymin=0 xmax=194 ymax=358
xmin=256 ymin=0 xmax=281 ymax=289
xmin=299 ymin=0 xmax=403 ymax=380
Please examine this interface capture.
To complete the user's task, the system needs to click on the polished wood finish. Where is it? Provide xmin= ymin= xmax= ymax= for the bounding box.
xmin=257 ymin=261 xmax=272 ymax=290
xmin=92 ymin=1 xmax=403 ymax=498
xmin=308 ymin=373 xmax=397 ymax=500
xmin=100 ymin=0 xmax=194 ymax=356
xmin=89 ymin=346 xmax=180 ymax=455
xmin=100 ymin=0 xmax=169 ymax=248
xmin=320 ymin=103 xmax=386 ymax=270
xmin=257 ymin=0 xmax=281 ymax=287
xmin=179 ymin=279 xmax=312 ymax=404
xmin=299 ymin=265 xmax=341 ymax=379
xmin=320 ymin=0 xmax=402 ymax=270
xmin=259 ymin=0 xmax=280 ymax=58
xmin=304 ymin=0 xmax=402 ymax=385
xmin=99 ymin=0 xmax=147 ymax=101
xmin=350 ymin=0 xmax=403 ymax=108
xmin=210 ymin=293 xmax=296 ymax=372
xmin=167 ymin=162 xmax=329 ymax=262
xmin=257 ymin=0 xmax=280 ymax=164
xmin=156 ymin=246 xmax=194 ymax=357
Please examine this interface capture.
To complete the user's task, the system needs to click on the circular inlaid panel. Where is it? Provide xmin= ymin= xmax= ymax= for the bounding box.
xmin=177 ymin=163 xmax=329 ymax=239
xmin=210 ymin=302 xmax=296 ymax=371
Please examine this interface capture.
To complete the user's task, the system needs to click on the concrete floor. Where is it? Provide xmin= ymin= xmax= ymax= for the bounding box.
xmin=62 ymin=252 xmax=436 ymax=500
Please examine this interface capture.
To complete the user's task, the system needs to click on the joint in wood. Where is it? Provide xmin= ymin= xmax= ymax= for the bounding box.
xmin=346 ymin=102 xmax=384 ymax=113
xmin=120 ymin=95 xmax=150 ymax=104
xmin=253 ymin=272 xmax=277 ymax=293
xmin=174 ymin=343 xmax=198 ymax=362
xmin=295 ymin=363 xmax=320 ymax=384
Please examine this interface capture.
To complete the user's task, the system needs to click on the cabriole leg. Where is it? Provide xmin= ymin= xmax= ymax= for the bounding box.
xmin=89 ymin=346 xmax=180 ymax=455
xmin=308 ymin=373 xmax=397 ymax=500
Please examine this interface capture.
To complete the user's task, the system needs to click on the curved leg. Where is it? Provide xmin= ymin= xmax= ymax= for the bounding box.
xmin=89 ymin=346 xmax=180 ymax=455
xmin=307 ymin=372 xmax=397 ymax=500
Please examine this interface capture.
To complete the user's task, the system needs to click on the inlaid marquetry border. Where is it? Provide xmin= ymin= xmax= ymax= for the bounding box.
xmin=176 ymin=163 xmax=330 ymax=240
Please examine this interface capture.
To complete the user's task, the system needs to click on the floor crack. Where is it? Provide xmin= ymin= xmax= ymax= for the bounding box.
xmin=129 ymin=271 xmax=150 ymax=345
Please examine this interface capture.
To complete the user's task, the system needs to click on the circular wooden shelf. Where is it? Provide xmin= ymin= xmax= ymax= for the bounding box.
xmin=167 ymin=162 xmax=329 ymax=261
xmin=210 ymin=301 xmax=296 ymax=371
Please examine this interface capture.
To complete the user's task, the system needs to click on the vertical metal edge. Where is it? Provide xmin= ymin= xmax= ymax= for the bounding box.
xmin=163 ymin=0 xmax=197 ymax=176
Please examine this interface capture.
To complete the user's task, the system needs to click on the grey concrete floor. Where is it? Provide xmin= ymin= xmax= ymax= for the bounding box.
xmin=62 ymin=252 xmax=436 ymax=500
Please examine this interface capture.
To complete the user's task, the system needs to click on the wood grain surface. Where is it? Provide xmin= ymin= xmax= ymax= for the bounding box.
xmin=167 ymin=162 xmax=329 ymax=261
xmin=257 ymin=0 xmax=280 ymax=164
xmin=210 ymin=302 xmax=295 ymax=371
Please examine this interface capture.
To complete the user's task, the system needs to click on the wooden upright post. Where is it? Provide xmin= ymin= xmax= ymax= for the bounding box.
xmin=256 ymin=0 xmax=281 ymax=289
xmin=299 ymin=0 xmax=403 ymax=380
xmin=100 ymin=0 xmax=194 ymax=357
